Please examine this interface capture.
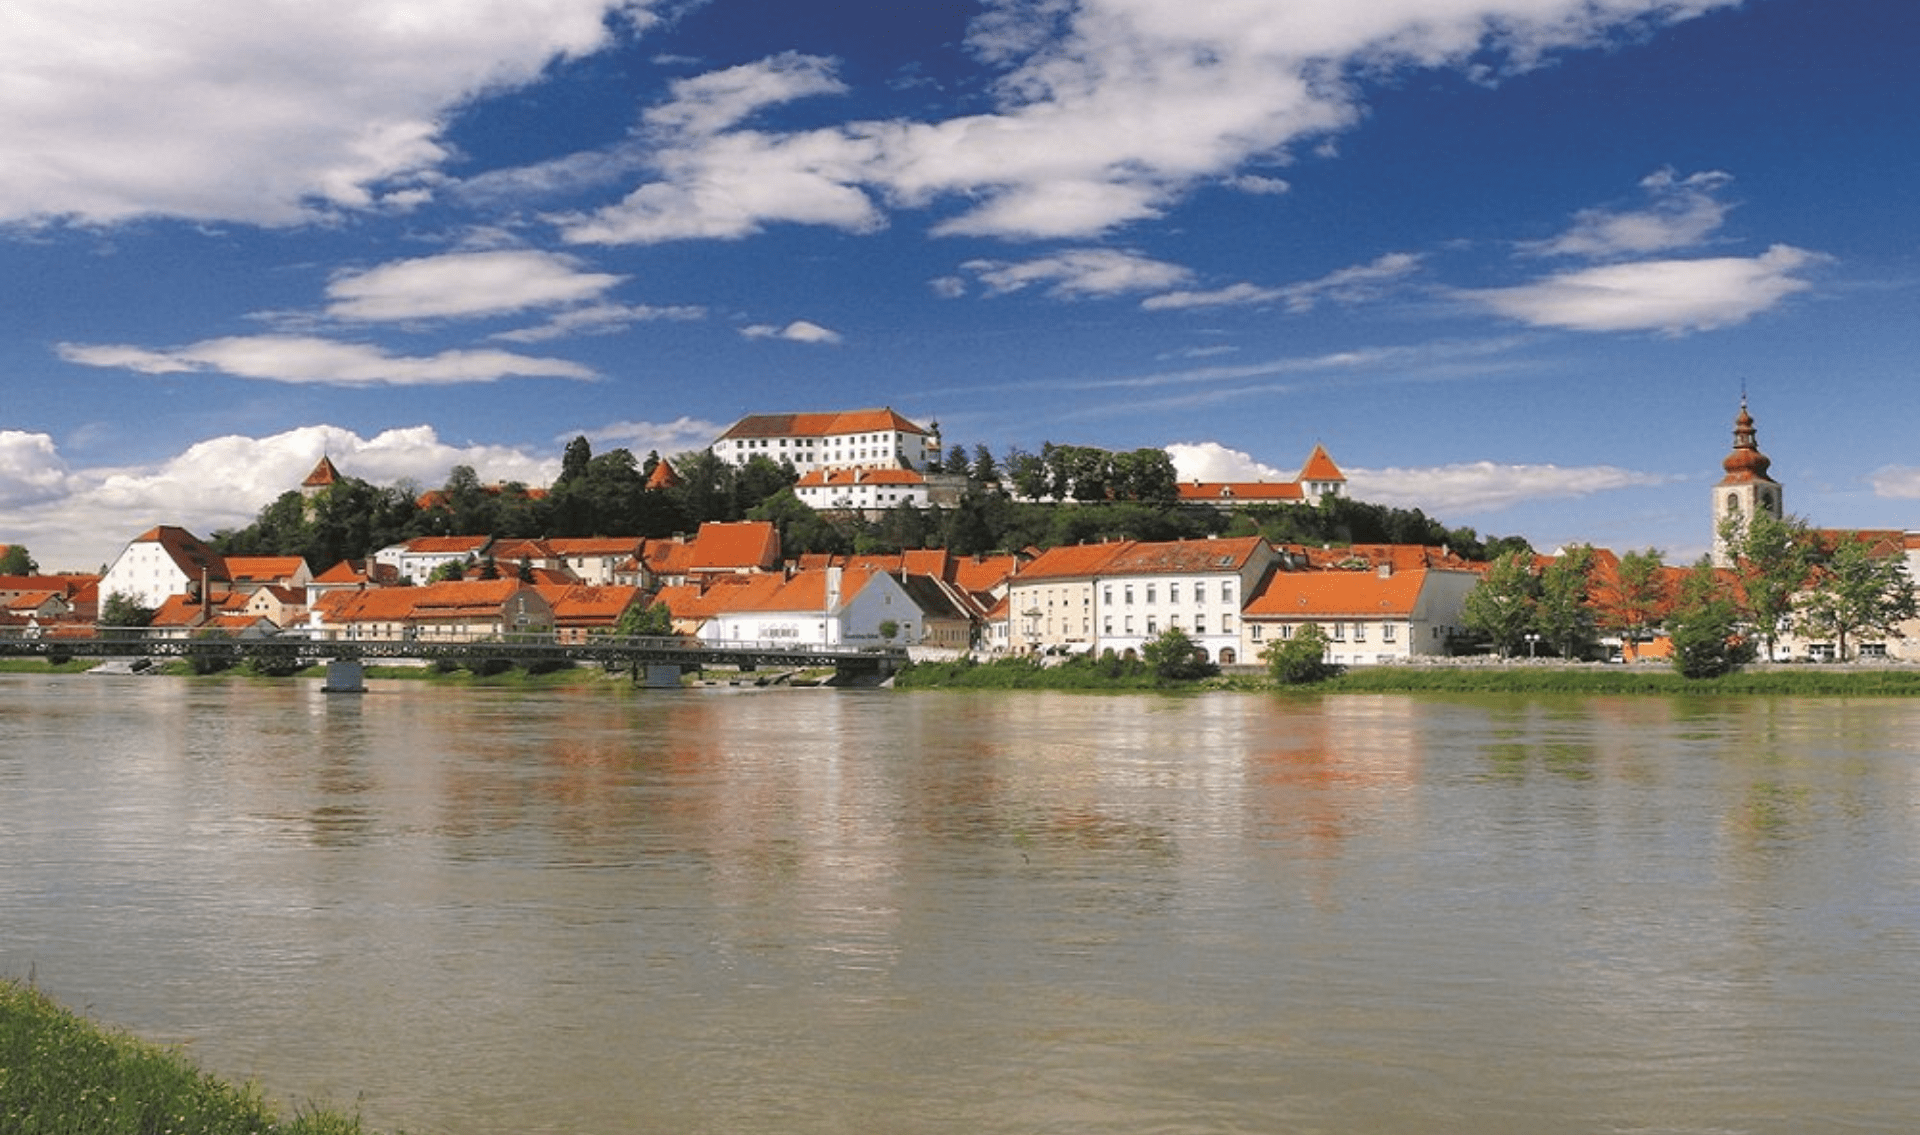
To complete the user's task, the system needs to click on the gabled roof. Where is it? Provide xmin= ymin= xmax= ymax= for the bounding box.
xmin=707 ymin=566 xmax=882 ymax=615
xmin=1299 ymin=443 xmax=1345 ymax=482
xmin=546 ymin=537 xmax=644 ymax=557
xmin=796 ymin=467 xmax=929 ymax=487
xmin=489 ymin=538 xmax=558 ymax=563
xmin=645 ymin=457 xmax=681 ymax=490
xmin=302 ymin=455 xmax=343 ymax=490
xmin=1243 ymin=568 xmax=1436 ymax=620
xmin=127 ymin=526 xmax=229 ymax=583
xmin=718 ymin=408 xmax=929 ymax=441
xmin=399 ymin=535 xmax=492 ymax=556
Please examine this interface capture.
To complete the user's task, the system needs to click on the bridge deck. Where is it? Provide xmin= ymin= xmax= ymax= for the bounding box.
xmin=0 ymin=630 xmax=907 ymax=673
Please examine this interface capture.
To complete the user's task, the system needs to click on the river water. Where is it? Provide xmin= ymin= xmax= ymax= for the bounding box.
xmin=3 ymin=674 xmax=1919 ymax=1134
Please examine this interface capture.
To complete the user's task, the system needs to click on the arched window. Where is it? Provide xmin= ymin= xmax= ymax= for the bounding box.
xmin=1726 ymin=493 xmax=1742 ymax=514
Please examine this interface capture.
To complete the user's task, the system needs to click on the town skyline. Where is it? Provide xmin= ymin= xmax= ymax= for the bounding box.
xmin=3 ymin=0 xmax=1917 ymax=572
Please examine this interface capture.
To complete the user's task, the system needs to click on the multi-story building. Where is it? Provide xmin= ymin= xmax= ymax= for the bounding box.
xmin=711 ymin=408 xmax=939 ymax=474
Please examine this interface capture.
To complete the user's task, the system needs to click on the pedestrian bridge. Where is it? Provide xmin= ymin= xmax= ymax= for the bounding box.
xmin=0 ymin=628 xmax=908 ymax=684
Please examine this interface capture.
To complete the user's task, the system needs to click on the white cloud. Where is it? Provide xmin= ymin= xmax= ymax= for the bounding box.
xmin=1166 ymin=441 xmax=1290 ymax=483
xmin=1348 ymin=461 xmax=1673 ymax=514
xmin=0 ymin=0 xmax=659 ymax=225
xmin=1 ymin=424 xmax=562 ymax=572
xmin=1867 ymin=466 xmax=1920 ymax=500
xmin=490 ymin=301 xmax=706 ymax=343
xmin=58 ymin=335 xmax=596 ymax=386
xmin=1144 ymin=251 xmax=1420 ymax=311
xmin=326 ymin=250 xmax=627 ymax=322
xmin=1226 ymin=174 xmax=1291 ymax=196
xmin=740 ymin=320 xmax=843 ymax=344
xmin=963 ymin=248 xmax=1193 ymax=298
xmin=0 ymin=431 xmax=71 ymax=508
xmin=1463 ymin=245 xmax=1821 ymax=334
xmin=554 ymin=0 xmax=1741 ymax=245
xmin=572 ymin=416 xmax=726 ymax=455
xmin=1526 ymin=168 xmax=1734 ymax=258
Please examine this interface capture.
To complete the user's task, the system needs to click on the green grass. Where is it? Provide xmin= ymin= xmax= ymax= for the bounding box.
xmin=0 ymin=979 xmax=388 ymax=1135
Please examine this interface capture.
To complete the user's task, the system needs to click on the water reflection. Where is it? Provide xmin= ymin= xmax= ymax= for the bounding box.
xmin=4 ymin=677 xmax=1920 ymax=1135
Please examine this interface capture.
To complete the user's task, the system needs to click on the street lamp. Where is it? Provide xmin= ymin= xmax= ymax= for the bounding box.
xmin=1525 ymin=632 xmax=1540 ymax=659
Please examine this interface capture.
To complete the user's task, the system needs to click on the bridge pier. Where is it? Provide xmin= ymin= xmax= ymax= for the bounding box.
xmin=323 ymin=659 xmax=366 ymax=694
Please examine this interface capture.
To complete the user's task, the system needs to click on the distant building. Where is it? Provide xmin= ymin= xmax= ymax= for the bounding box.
xmin=1710 ymin=397 xmax=1783 ymax=568
xmin=1176 ymin=444 xmax=1347 ymax=510
xmin=98 ymin=526 xmax=229 ymax=611
xmin=712 ymin=408 xmax=939 ymax=474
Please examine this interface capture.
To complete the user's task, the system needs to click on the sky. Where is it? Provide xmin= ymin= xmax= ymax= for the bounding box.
xmin=3 ymin=0 xmax=1917 ymax=572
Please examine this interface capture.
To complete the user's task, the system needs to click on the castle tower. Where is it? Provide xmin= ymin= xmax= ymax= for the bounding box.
xmin=1712 ymin=397 xmax=1782 ymax=566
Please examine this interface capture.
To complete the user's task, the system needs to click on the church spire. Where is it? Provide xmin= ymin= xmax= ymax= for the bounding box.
xmin=1712 ymin=396 xmax=1782 ymax=567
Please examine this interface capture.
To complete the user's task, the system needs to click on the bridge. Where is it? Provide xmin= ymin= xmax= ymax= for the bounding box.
xmin=0 ymin=629 xmax=909 ymax=688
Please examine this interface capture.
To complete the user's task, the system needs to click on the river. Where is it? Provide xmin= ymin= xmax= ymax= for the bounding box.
xmin=3 ymin=674 xmax=1919 ymax=1133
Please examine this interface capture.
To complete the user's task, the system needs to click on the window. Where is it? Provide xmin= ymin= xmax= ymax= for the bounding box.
xmin=1146 ymin=617 xmax=1158 ymax=634
xmin=1279 ymin=624 xmax=1293 ymax=640
xmin=1251 ymin=624 xmax=1264 ymax=642
xmin=1146 ymin=584 xmax=1156 ymax=604
xmin=1169 ymin=584 xmax=1180 ymax=604
xmin=1124 ymin=616 xmax=1134 ymax=633
xmin=1195 ymin=617 xmax=1206 ymax=634
xmin=1330 ymin=623 xmax=1344 ymax=641
xmin=1104 ymin=586 xmax=1113 ymax=605
xmin=1382 ymin=623 xmax=1397 ymax=642
xmin=1221 ymin=584 xmax=1234 ymax=604
xmin=1125 ymin=586 xmax=1135 ymax=605
xmin=1194 ymin=583 xmax=1205 ymax=604
xmin=1353 ymin=623 xmax=1366 ymax=642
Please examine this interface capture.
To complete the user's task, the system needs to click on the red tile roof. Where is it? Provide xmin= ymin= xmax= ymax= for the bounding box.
xmin=225 ymin=556 xmax=309 ymax=584
xmin=302 ymin=455 xmax=343 ymax=489
xmin=130 ymin=526 xmax=229 ymax=583
xmin=1243 ymin=569 xmax=1434 ymax=620
xmin=1176 ymin=481 xmax=1304 ymax=502
xmin=718 ymin=408 xmax=929 ymax=441
xmin=1299 ymin=444 xmax=1345 ymax=482
xmin=688 ymin=521 xmax=781 ymax=571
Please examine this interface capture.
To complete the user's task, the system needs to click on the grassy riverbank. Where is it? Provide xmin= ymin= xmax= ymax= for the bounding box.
xmin=0 ymin=979 xmax=386 ymax=1135
xmin=897 ymin=656 xmax=1920 ymax=696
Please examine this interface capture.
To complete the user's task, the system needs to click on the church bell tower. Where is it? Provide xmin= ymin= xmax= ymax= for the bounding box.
xmin=1712 ymin=396 xmax=1782 ymax=567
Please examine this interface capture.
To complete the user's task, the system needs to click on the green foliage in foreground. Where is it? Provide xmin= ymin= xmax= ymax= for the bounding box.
xmin=894 ymin=653 xmax=1168 ymax=690
xmin=0 ymin=979 xmax=385 ymax=1135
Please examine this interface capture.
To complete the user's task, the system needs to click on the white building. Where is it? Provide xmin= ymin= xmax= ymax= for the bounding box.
xmin=699 ymin=565 xmax=922 ymax=649
xmin=98 ymin=526 xmax=229 ymax=611
xmin=711 ymin=408 xmax=939 ymax=474
xmin=1241 ymin=566 xmax=1480 ymax=666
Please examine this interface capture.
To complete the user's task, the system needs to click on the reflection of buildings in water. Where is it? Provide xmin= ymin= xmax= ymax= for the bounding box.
xmin=1246 ymin=697 xmax=1428 ymax=854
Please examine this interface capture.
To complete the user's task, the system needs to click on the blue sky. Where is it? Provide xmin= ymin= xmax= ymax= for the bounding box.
xmin=3 ymin=0 xmax=1917 ymax=571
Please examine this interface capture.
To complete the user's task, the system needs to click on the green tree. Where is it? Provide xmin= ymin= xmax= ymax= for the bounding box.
xmin=941 ymin=444 xmax=972 ymax=476
xmin=1718 ymin=510 xmax=1813 ymax=661
xmin=1666 ymin=558 xmax=1748 ymax=679
xmin=1263 ymin=623 xmax=1334 ymax=684
xmin=0 ymin=544 xmax=39 ymax=574
xmin=99 ymin=590 xmax=155 ymax=627
xmin=1462 ymin=550 xmax=1540 ymax=657
xmin=1141 ymin=626 xmax=1218 ymax=681
xmin=1535 ymin=544 xmax=1597 ymax=659
xmin=614 ymin=600 xmax=673 ymax=637
xmin=427 ymin=559 xmax=468 ymax=583
xmin=1797 ymin=534 xmax=1919 ymax=660
xmin=970 ymin=444 xmax=999 ymax=485
xmin=558 ymin=435 xmax=593 ymax=486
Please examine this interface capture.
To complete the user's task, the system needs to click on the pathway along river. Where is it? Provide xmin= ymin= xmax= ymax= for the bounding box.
xmin=4 ymin=674 xmax=1919 ymax=1134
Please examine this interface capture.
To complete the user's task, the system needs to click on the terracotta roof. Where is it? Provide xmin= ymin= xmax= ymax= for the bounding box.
xmin=1299 ymin=444 xmax=1345 ymax=482
xmin=951 ymin=554 xmax=1021 ymax=596
xmin=718 ymin=408 xmax=929 ymax=441
xmin=642 ymin=538 xmax=697 ymax=577
xmin=489 ymin=538 xmax=557 ymax=562
xmin=225 ymin=556 xmax=309 ymax=584
xmin=535 ymin=584 xmax=645 ymax=624
xmin=400 ymin=535 xmax=492 ymax=556
xmin=688 ymin=521 xmax=781 ymax=571
xmin=1101 ymin=535 xmax=1270 ymax=575
xmin=708 ymin=567 xmax=880 ymax=614
xmin=1176 ymin=481 xmax=1305 ymax=502
xmin=313 ymin=559 xmax=373 ymax=585
xmin=1014 ymin=542 xmax=1131 ymax=582
xmin=795 ymin=467 xmax=929 ymax=487
xmin=302 ymin=455 xmax=343 ymax=489
xmin=546 ymin=537 xmax=643 ymax=557
xmin=645 ymin=458 xmax=681 ymax=491
xmin=1243 ymin=569 xmax=1434 ymax=620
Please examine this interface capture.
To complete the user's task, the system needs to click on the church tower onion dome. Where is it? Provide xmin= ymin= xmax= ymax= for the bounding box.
xmin=1719 ymin=400 xmax=1775 ymax=485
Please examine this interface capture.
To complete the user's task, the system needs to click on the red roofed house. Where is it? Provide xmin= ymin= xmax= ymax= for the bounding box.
xmin=535 ymin=584 xmax=649 ymax=643
xmin=1176 ymin=444 xmax=1347 ymax=510
xmin=1241 ymin=566 xmax=1480 ymax=665
xmin=686 ymin=521 xmax=782 ymax=578
xmin=225 ymin=556 xmax=313 ymax=592
xmin=373 ymin=535 xmax=494 ymax=585
xmin=1006 ymin=535 xmax=1279 ymax=663
xmin=699 ymin=565 xmax=921 ymax=649
xmin=99 ymin=526 xmax=230 ymax=611
xmin=794 ymin=466 xmax=938 ymax=513
xmin=314 ymin=580 xmax=553 ymax=642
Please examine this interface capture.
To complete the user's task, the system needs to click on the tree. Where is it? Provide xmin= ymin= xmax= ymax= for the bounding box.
xmin=1141 ymin=626 xmax=1217 ymax=681
xmin=970 ymin=444 xmax=999 ymax=485
xmin=614 ymin=600 xmax=673 ymax=637
xmin=1596 ymin=547 xmax=1671 ymax=660
xmin=1718 ymin=510 xmax=1813 ymax=661
xmin=558 ymin=435 xmax=593 ymax=486
xmin=941 ymin=444 xmax=972 ymax=476
xmin=1461 ymin=550 xmax=1540 ymax=657
xmin=1263 ymin=623 xmax=1335 ymax=684
xmin=0 ymin=544 xmax=39 ymax=574
xmin=1797 ymin=534 xmax=1919 ymax=660
xmin=1534 ymin=544 xmax=1597 ymax=659
xmin=99 ymin=590 xmax=155 ymax=627
xmin=1667 ymin=558 xmax=1748 ymax=679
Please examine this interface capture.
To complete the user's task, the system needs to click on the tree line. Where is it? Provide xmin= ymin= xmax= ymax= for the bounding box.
xmin=1459 ymin=512 xmax=1918 ymax=677
xmin=205 ymin=437 xmax=1528 ymax=570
